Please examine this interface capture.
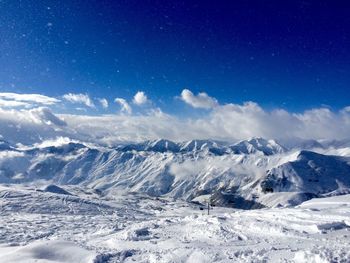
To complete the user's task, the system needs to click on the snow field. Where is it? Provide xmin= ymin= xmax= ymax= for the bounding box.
xmin=1 ymin=185 xmax=350 ymax=262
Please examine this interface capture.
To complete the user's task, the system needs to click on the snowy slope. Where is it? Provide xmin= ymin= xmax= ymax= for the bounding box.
xmin=229 ymin=137 xmax=286 ymax=155
xmin=260 ymin=151 xmax=350 ymax=194
xmin=0 ymin=137 xmax=350 ymax=208
xmin=0 ymin=240 xmax=96 ymax=263
xmin=0 ymin=184 xmax=349 ymax=262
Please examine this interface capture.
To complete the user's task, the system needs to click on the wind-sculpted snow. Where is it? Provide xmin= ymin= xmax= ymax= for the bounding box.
xmin=0 ymin=137 xmax=350 ymax=208
xmin=0 ymin=185 xmax=350 ymax=262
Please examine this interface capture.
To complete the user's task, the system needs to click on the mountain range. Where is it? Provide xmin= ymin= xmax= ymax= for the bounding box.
xmin=1 ymin=137 xmax=350 ymax=209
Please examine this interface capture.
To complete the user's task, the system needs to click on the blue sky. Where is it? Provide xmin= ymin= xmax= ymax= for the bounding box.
xmin=0 ymin=0 xmax=349 ymax=114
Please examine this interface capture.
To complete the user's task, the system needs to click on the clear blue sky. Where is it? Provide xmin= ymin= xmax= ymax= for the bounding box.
xmin=0 ymin=0 xmax=349 ymax=113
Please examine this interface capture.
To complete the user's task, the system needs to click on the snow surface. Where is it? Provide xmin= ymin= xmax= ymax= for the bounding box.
xmin=1 ymin=184 xmax=350 ymax=262
xmin=1 ymin=137 xmax=350 ymax=262
xmin=0 ymin=240 xmax=96 ymax=263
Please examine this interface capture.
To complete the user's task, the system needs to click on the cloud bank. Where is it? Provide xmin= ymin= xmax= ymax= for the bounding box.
xmin=0 ymin=90 xmax=349 ymax=146
xmin=0 ymin=92 xmax=60 ymax=108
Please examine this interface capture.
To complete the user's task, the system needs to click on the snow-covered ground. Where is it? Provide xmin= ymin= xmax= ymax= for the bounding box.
xmin=1 ymin=184 xmax=349 ymax=263
xmin=1 ymin=137 xmax=350 ymax=262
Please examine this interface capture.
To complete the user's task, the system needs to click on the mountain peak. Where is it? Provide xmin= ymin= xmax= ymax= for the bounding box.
xmin=231 ymin=137 xmax=285 ymax=155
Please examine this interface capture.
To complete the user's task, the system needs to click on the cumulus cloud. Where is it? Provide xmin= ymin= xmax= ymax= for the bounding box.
xmin=341 ymin=106 xmax=350 ymax=113
xmin=180 ymin=89 xmax=218 ymax=109
xmin=114 ymin=98 xmax=132 ymax=114
xmin=133 ymin=91 xmax=148 ymax=105
xmin=1 ymin=91 xmax=350 ymax=146
xmin=63 ymin=93 xmax=94 ymax=108
xmin=98 ymin=98 xmax=108 ymax=109
xmin=0 ymin=92 xmax=59 ymax=108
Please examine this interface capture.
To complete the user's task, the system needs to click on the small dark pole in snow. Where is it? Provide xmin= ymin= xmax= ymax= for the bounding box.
xmin=207 ymin=200 xmax=210 ymax=215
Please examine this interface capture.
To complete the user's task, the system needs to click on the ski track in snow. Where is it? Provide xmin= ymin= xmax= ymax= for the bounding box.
xmin=1 ymin=185 xmax=350 ymax=263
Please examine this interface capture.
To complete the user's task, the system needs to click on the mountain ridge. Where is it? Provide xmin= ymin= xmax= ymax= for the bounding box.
xmin=1 ymin=137 xmax=350 ymax=208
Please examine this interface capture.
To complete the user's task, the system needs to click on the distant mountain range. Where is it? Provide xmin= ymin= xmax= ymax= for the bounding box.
xmin=1 ymin=137 xmax=350 ymax=209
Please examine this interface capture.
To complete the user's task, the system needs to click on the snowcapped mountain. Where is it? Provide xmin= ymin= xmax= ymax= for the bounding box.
xmin=118 ymin=139 xmax=180 ymax=153
xmin=282 ymin=138 xmax=325 ymax=150
xmin=229 ymin=137 xmax=286 ymax=155
xmin=117 ymin=139 xmax=227 ymax=155
xmin=260 ymin=151 xmax=350 ymax=195
xmin=1 ymin=137 xmax=350 ymax=208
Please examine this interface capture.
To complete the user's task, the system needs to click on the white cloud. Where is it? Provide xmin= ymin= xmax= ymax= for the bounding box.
xmin=133 ymin=91 xmax=148 ymax=105
xmin=169 ymin=157 xmax=264 ymax=183
xmin=28 ymin=107 xmax=67 ymax=127
xmin=114 ymin=98 xmax=132 ymax=114
xmin=0 ymin=107 xmax=68 ymax=145
xmin=341 ymin=106 xmax=350 ymax=113
xmin=180 ymin=89 xmax=218 ymax=109
xmin=0 ymin=92 xmax=60 ymax=108
xmin=31 ymin=137 xmax=75 ymax=149
xmin=98 ymin=98 xmax=108 ymax=109
xmin=58 ymin=103 xmax=350 ymax=145
xmin=63 ymin=93 xmax=94 ymax=108
xmin=0 ymin=98 xmax=31 ymax=108
xmin=1 ymin=91 xmax=350 ymax=147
